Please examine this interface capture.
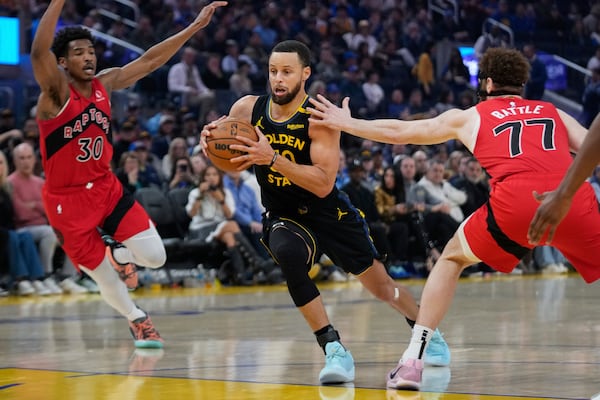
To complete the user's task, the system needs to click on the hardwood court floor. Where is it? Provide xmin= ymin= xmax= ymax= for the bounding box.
xmin=0 ymin=273 xmax=598 ymax=400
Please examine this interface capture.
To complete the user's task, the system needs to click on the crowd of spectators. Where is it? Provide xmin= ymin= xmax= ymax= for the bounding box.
xmin=1 ymin=0 xmax=599 ymax=291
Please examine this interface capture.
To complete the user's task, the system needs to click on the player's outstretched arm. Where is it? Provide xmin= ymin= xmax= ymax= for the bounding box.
xmin=101 ymin=1 xmax=227 ymax=91
xmin=30 ymin=0 xmax=68 ymax=102
xmin=307 ymin=94 xmax=462 ymax=146
xmin=528 ymin=113 xmax=600 ymax=244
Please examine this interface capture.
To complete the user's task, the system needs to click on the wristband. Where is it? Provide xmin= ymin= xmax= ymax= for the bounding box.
xmin=268 ymin=152 xmax=278 ymax=167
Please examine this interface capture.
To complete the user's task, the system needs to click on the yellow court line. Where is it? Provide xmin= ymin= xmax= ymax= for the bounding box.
xmin=0 ymin=368 xmax=559 ymax=400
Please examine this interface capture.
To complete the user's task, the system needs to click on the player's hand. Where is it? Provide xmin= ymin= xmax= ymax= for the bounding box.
xmin=191 ymin=1 xmax=227 ymax=30
xmin=307 ymin=94 xmax=352 ymax=131
xmin=527 ymin=190 xmax=572 ymax=245
xmin=199 ymin=115 xmax=227 ymax=157
xmin=229 ymin=126 xmax=272 ymax=170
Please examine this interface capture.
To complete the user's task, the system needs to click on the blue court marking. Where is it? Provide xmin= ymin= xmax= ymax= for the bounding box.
xmin=0 ymin=383 xmax=23 ymax=390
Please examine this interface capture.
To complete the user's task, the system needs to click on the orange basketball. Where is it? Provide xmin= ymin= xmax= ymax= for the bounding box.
xmin=205 ymin=118 xmax=258 ymax=172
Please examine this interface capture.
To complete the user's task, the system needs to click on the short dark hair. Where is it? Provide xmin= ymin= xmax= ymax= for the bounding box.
xmin=271 ymin=40 xmax=311 ymax=67
xmin=478 ymin=47 xmax=530 ymax=90
xmin=51 ymin=26 xmax=94 ymax=58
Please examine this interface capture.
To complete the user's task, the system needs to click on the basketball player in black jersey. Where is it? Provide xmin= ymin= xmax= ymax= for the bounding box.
xmin=200 ymin=40 xmax=450 ymax=384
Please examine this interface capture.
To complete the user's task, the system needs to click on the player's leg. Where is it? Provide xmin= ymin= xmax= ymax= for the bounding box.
xmin=105 ymin=201 xmax=166 ymax=288
xmin=387 ymin=226 xmax=477 ymax=390
xmin=356 ymin=256 xmax=451 ymax=368
xmin=108 ymin=202 xmax=166 ymax=269
xmin=61 ymin=226 xmax=164 ymax=349
xmin=265 ymin=217 xmax=354 ymax=384
xmin=80 ymin=258 xmax=163 ymax=349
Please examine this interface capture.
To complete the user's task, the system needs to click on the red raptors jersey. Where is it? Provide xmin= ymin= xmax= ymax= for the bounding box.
xmin=38 ymin=78 xmax=113 ymax=190
xmin=474 ymin=98 xmax=574 ymax=186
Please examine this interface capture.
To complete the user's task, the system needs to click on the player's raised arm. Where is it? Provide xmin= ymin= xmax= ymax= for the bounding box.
xmin=30 ymin=0 xmax=69 ymax=106
xmin=99 ymin=1 xmax=227 ymax=92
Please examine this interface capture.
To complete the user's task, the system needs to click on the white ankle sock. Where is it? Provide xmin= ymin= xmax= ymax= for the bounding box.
xmin=402 ymin=324 xmax=434 ymax=360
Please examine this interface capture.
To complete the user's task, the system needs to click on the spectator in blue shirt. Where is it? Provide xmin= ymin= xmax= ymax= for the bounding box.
xmin=223 ymin=170 xmax=268 ymax=259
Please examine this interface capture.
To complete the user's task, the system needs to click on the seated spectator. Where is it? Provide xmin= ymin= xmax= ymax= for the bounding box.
xmin=112 ymin=121 xmax=138 ymax=168
xmin=116 ymin=152 xmax=144 ymax=193
xmin=151 ymin=114 xmax=178 ymax=160
xmin=406 ymin=159 xmax=461 ymax=272
xmin=401 ymin=88 xmax=436 ymax=121
xmin=168 ymin=156 xmax=196 ymax=190
xmin=362 ymin=71 xmax=385 ymax=117
xmin=201 ymin=53 xmax=230 ymax=90
xmin=374 ymin=167 xmax=411 ymax=270
xmin=229 ymin=60 xmax=253 ymax=98
xmin=129 ymin=141 xmax=166 ymax=189
xmin=162 ymin=137 xmax=189 ymax=179
xmin=342 ymin=159 xmax=392 ymax=268
xmin=223 ymin=170 xmax=266 ymax=258
xmin=221 ymin=39 xmax=259 ymax=83
xmin=387 ymin=89 xmax=408 ymax=118
xmin=186 ymin=165 xmax=249 ymax=285
xmin=449 ymin=157 xmax=489 ymax=217
xmin=167 ymin=47 xmax=215 ymax=121
xmin=411 ymin=149 xmax=429 ymax=181
xmin=417 ymin=159 xmax=467 ymax=223
xmin=9 ymin=143 xmax=63 ymax=294
xmin=223 ymin=170 xmax=281 ymax=284
xmin=0 ymin=150 xmax=51 ymax=296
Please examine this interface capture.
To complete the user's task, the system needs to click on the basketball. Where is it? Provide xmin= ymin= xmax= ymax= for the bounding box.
xmin=205 ymin=118 xmax=258 ymax=172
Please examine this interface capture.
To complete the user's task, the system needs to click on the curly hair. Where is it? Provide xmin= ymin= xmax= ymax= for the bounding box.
xmin=51 ymin=26 xmax=94 ymax=58
xmin=478 ymin=47 xmax=530 ymax=90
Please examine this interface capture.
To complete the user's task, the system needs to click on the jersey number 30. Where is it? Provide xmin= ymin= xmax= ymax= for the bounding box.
xmin=76 ymin=136 xmax=104 ymax=162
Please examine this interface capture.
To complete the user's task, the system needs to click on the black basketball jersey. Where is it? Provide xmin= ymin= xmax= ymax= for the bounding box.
xmin=251 ymin=95 xmax=340 ymax=213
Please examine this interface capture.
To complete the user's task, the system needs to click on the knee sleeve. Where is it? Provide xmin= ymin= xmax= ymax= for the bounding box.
xmin=268 ymin=223 xmax=319 ymax=307
xmin=122 ymin=226 xmax=167 ymax=268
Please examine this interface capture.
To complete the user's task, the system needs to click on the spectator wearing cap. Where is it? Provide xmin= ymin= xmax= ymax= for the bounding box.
xmin=120 ymin=101 xmax=146 ymax=129
xmin=151 ymin=114 xmax=178 ymax=160
xmin=181 ymin=112 xmax=200 ymax=149
xmin=112 ymin=121 xmax=138 ymax=169
xmin=167 ymin=47 xmax=216 ymax=122
xmin=346 ymin=19 xmax=378 ymax=56
xmin=339 ymin=65 xmax=368 ymax=117
xmin=221 ymin=39 xmax=258 ymax=77
xmin=128 ymin=141 xmax=165 ymax=190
